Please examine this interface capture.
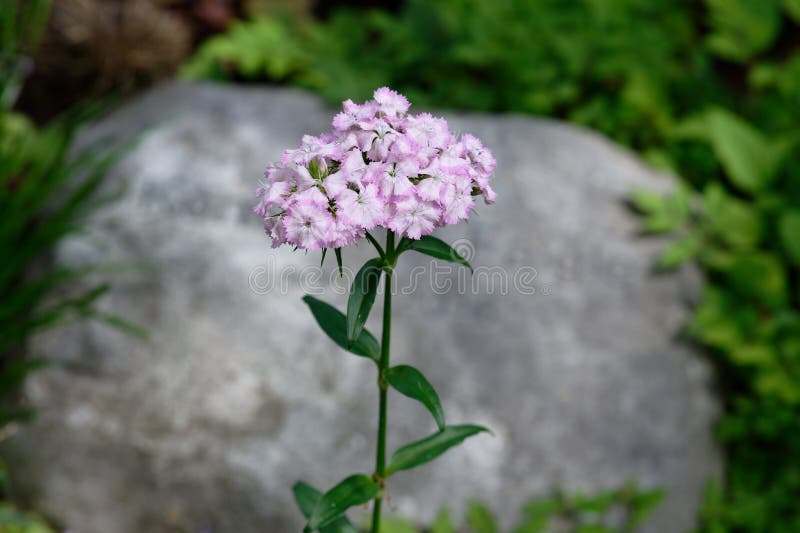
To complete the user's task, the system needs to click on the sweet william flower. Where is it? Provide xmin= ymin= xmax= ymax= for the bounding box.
xmin=254 ymin=87 xmax=496 ymax=250
xmin=270 ymin=89 xmax=497 ymax=533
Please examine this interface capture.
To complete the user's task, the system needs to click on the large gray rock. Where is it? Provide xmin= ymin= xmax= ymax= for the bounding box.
xmin=3 ymin=83 xmax=719 ymax=533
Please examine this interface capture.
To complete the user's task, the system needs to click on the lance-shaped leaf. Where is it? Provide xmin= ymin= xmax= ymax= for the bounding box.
xmin=292 ymin=482 xmax=359 ymax=533
xmin=303 ymin=295 xmax=380 ymax=362
xmin=346 ymin=258 xmax=383 ymax=346
xmin=406 ymin=236 xmax=473 ymax=272
xmin=304 ymin=474 xmax=380 ymax=532
xmin=334 ymin=248 xmax=344 ymax=278
xmin=385 ymin=365 xmax=445 ymax=431
xmin=386 ymin=424 xmax=489 ymax=475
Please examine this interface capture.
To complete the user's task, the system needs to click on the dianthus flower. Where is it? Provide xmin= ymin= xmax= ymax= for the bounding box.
xmin=254 ymin=88 xmax=496 ymax=251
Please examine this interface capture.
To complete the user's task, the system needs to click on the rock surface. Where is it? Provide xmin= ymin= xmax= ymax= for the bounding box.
xmin=3 ymin=83 xmax=719 ymax=533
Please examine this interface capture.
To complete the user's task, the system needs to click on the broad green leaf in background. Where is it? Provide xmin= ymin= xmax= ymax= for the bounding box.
xmin=386 ymin=425 xmax=489 ymax=474
xmin=702 ymin=183 xmax=762 ymax=249
xmin=670 ymin=108 xmax=789 ymax=194
xmin=705 ymin=108 xmax=785 ymax=194
xmin=778 ymin=210 xmax=800 ymax=264
xmin=404 ymin=236 xmax=473 ymax=272
xmin=514 ymin=498 xmax=560 ymax=533
xmin=785 ymin=0 xmax=800 ymax=22
xmin=705 ymin=0 xmax=781 ymax=62
xmin=292 ymin=482 xmax=359 ymax=533
xmin=466 ymin=500 xmax=498 ymax=533
xmin=628 ymin=489 xmax=666 ymax=529
xmin=430 ymin=508 xmax=455 ymax=533
xmin=629 ymin=187 xmax=691 ymax=235
xmin=346 ymin=258 xmax=382 ymax=346
xmin=302 ymin=295 xmax=380 ymax=361
xmin=723 ymin=253 xmax=787 ymax=308
xmin=385 ymin=365 xmax=445 ymax=431
xmin=304 ymin=475 xmax=380 ymax=532
xmin=688 ymin=288 xmax=752 ymax=352
xmin=657 ymin=235 xmax=700 ymax=270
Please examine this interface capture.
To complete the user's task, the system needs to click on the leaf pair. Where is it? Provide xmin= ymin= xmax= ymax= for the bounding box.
xmin=303 ymin=256 xmax=383 ymax=363
xmin=294 ymin=425 xmax=489 ymax=532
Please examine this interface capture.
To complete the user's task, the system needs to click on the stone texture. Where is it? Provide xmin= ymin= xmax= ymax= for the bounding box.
xmin=2 ymin=83 xmax=719 ymax=533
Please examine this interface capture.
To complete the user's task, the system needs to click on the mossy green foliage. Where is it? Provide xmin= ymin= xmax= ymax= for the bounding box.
xmin=374 ymin=482 xmax=663 ymax=533
xmin=184 ymin=1 xmax=800 ymax=530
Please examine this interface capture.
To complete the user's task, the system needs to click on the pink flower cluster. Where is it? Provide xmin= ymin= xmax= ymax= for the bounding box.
xmin=254 ymin=88 xmax=496 ymax=250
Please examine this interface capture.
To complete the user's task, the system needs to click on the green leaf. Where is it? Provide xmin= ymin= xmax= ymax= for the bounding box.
xmin=779 ymin=210 xmax=800 ymax=264
xmin=302 ymin=295 xmax=380 ymax=362
xmin=628 ymin=489 xmax=665 ymax=529
xmin=466 ymin=500 xmax=498 ymax=533
xmin=293 ymin=481 xmax=321 ymax=517
xmin=293 ymin=482 xmax=359 ymax=533
xmin=406 ymin=236 xmax=473 ymax=272
xmin=430 ymin=508 xmax=455 ymax=533
xmin=705 ymin=108 xmax=784 ymax=194
xmin=702 ymin=183 xmax=761 ymax=249
xmin=630 ymin=187 xmax=691 ymax=235
xmin=657 ymin=236 xmax=699 ymax=270
xmin=705 ymin=0 xmax=781 ymax=62
xmin=386 ymin=424 xmax=489 ymax=475
xmin=786 ymin=0 xmax=800 ymax=22
xmin=629 ymin=189 xmax=667 ymax=214
xmin=335 ymin=248 xmax=344 ymax=278
xmin=688 ymin=288 xmax=750 ymax=351
xmin=723 ymin=253 xmax=787 ymax=308
xmin=305 ymin=474 xmax=380 ymax=532
xmin=515 ymin=498 xmax=560 ymax=533
xmin=347 ymin=258 xmax=382 ymax=346
xmin=385 ymin=365 xmax=445 ymax=431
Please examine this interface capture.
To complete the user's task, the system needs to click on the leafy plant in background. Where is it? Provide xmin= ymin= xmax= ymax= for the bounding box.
xmin=374 ymin=481 xmax=663 ymax=533
xmin=185 ymin=0 xmax=800 ymax=531
xmin=2 ymin=0 xmax=133 ymax=527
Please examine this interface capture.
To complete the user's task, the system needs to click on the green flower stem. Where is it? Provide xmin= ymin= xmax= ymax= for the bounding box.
xmin=372 ymin=230 xmax=395 ymax=533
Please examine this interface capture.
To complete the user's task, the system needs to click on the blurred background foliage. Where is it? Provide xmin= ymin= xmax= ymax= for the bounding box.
xmin=1 ymin=0 xmax=137 ymax=527
xmin=2 ymin=0 xmax=799 ymax=531
xmin=378 ymin=482 xmax=663 ymax=533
